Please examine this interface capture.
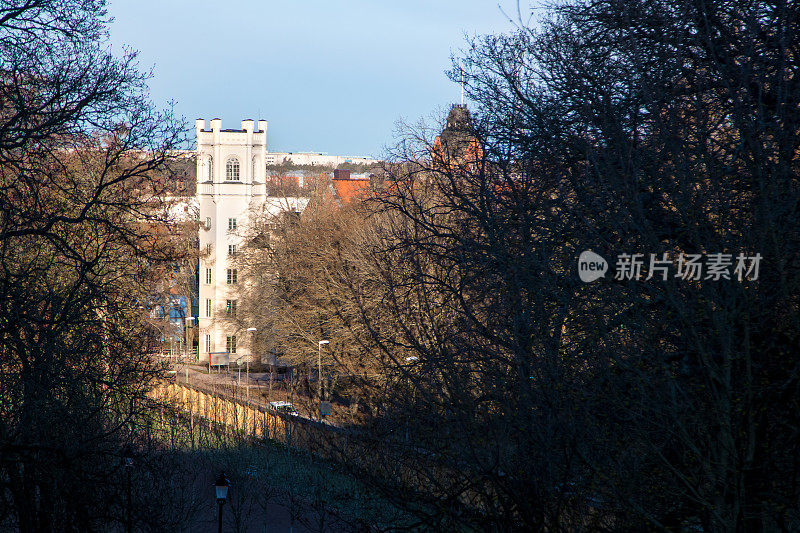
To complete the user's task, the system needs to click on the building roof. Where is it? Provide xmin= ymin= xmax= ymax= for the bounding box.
xmin=331 ymin=169 xmax=371 ymax=204
xmin=432 ymin=104 xmax=483 ymax=170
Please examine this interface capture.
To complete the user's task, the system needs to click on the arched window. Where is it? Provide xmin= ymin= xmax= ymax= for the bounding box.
xmin=208 ymin=156 xmax=213 ymax=181
xmin=226 ymin=157 xmax=240 ymax=181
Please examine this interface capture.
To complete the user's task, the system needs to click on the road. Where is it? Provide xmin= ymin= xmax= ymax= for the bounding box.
xmin=171 ymin=363 xmax=336 ymax=424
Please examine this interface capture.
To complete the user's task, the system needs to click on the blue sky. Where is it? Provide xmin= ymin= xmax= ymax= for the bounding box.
xmin=109 ymin=1 xmax=526 ymax=157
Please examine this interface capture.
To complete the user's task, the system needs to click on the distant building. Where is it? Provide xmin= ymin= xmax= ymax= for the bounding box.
xmin=432 ymin=104 xmax=483 ymax=171
xmin=265 ymin=169 xmax=319 ymax=195
xmin=265 ymin=151 xmax=379 ymax=167
xmin=194 ymin=119 xmax=382 ymax=362
xmin=196 ymin=118 xmax=308 ymax=363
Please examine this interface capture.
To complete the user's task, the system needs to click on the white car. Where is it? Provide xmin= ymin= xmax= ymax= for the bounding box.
xmin=269 ymin=401 xmax=299 ymax=416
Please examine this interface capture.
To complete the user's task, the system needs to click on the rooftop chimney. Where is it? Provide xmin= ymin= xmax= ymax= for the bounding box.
xmin=333 ymin=169 xmax=351 ymax=180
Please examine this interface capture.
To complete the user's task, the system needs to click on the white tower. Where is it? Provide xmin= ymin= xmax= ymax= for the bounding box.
xmin=196 ymin=118 xmax=268 ymax=363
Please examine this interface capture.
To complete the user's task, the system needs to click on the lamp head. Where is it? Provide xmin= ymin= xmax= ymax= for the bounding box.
xmin=122 ymin=445 xmax=134 ymax=468
xmin=214 ymin=472 xmax=230 ymax=503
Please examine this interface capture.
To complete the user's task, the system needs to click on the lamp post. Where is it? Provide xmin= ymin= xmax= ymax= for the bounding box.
xmin=185 ymin=317 xmax=195 ymax=384
xmin=214 ymin=472 xmax=230 ymax=533
xmin=247 ymin=327 xmax=257 ymax=400
xmin=122 ymin=445 xmax=134 ymax=533
xmin=185 ymin=317 xmax=195 ymax=356
xmin=317 ymin=340 xmax=329 ymax=422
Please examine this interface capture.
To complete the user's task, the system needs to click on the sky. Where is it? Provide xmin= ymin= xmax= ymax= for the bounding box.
xmin=109 ymin=0 xmax=527 ymax=158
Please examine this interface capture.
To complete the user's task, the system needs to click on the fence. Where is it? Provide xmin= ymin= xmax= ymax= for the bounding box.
xmin=149 ymin=380 xmax=335 ymax=451
xmin=149 ymin=380 xmax=448 ymax=515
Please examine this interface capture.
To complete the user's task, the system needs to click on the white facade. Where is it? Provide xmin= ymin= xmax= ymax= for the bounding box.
xmin=265 ymin=151 xmax=379 ymax=167
xmin=196 ymin=118 xmax=308 ymax=363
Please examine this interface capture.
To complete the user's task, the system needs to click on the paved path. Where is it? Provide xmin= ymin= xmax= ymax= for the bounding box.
xmin=193 ymin=502 xmax=315 ymax=533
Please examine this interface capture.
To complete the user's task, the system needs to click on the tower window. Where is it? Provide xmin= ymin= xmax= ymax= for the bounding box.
xmin=205 ymin=334 xmax=212 ymax=353
xmin=205 ymin=268 xmax=212 ymax=284
xmin=208 ymin=156 xmax=213 ymax=181
xmin=226 ymin=157 xmax=240 ymax=181
xmin=205 ymin=299 xmax=212 ymax=317
xmin=226 ymin=299 xmax=237 ymax=317
xmin=228 ymin=218 xmax=237 ymax=231
xmin=226 ymin=335 xmax=237 ymax=353
xmin=228 ymin=244 xmax=237 ymax=256
xmin=227 ymin=268 xmax=237 ymax=284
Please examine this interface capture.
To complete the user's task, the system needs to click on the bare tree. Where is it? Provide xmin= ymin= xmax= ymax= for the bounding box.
xmin=0 ymin=1 xmax=185 ymax=530
xmin=329 ymin=0 xmax=800 ymax=530
xmin=235 ymin=1 xmax=800 ymax=531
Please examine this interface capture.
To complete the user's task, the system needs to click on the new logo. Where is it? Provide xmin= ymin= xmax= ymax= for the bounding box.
xmin=578 ymin=250 xmax=608 ymax=282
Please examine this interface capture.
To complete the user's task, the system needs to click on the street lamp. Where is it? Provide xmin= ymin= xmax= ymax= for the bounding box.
xmin=122 ymin=445 xmax=134 ymax=533
xmin=317 ymin=340 xmax=329 ymax=422
xmin=235 ymin=355 xmax=243 ymax=387
xmin=247 ymin=327 xmax=257 ymax=400
xmin=214 ymin=472 xmax=230 ymax=533
xmin=185 ymin=317 xmax=195 ymax=383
